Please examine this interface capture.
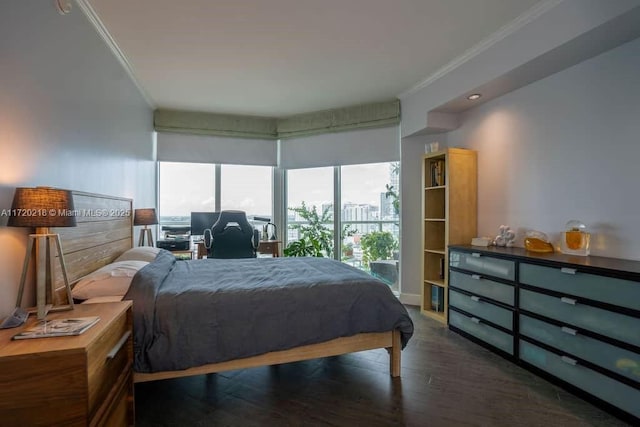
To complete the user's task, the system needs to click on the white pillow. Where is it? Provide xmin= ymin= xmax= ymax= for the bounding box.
xmin=71 ymin=260 xmax=148 ymax=300
xmin=115 ymin=246 xmax=161 ymax=263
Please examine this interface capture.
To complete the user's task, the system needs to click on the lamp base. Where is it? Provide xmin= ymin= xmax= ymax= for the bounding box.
xmin=26 ymin=303 xmax=74 ymax=318
xmin=138 ymin=227 xmax=154 ymax=247
xmin=16 ymin=234 xmax=75 ymax=320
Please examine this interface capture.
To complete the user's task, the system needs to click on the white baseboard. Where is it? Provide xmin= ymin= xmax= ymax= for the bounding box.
xmin=399 ymin=292 xmax=421 ymax=307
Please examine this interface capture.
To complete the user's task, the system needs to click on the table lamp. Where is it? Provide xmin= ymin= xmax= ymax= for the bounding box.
xmin=134 ymin=208 xmax=158 ymax=247
xmin=8 ymin=187 xmax=76 ymax=319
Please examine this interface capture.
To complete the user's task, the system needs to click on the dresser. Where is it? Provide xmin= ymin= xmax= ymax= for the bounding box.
xmin=448 ymin=245 xmax=640 ymax=423
xmin=0 ymin=301 xmax=134 ymax=426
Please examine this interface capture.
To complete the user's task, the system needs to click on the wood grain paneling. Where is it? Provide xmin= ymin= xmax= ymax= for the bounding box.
xmin=69 ymin=192 xmax=132 ymax=223
xmin=50 ymin=191 xmax=133 ymax=301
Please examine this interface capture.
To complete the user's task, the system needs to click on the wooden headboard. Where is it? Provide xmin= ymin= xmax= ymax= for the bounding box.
xmin=52 ymin=191 xmax=133 ymax=299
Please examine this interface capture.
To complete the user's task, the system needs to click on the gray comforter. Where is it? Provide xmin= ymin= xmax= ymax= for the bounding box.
xmin=125 ymin=250 xmax=414 ymax=373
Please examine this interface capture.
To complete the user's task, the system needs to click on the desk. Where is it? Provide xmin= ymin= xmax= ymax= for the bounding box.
xmin=258 ymin=240 xmax=281 ymax=257
xmin=197 ymin=242 xmax=208 ymax=259
xmin=196 ymin=240 xmax=281 ymax=259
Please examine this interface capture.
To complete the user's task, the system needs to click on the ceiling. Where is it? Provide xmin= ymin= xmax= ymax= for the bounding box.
xmin=85 ymin=0 xmax=542 ymax=117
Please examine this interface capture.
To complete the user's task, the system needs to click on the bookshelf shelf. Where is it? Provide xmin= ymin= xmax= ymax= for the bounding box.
xmin=421 ymin=148 xmax=477 ymax=324
xmin=424 ymin=279 xmax=445 ymax=287
xmin=424 ymin=249 xmax=446 ymax=254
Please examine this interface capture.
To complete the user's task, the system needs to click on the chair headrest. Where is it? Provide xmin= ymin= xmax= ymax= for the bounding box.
xmin=211 ymin=210 xmax=253 ymax=234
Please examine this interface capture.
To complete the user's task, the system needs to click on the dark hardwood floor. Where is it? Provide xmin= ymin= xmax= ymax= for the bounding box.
xmin=135 ymin=306 xmax=630 ymax=426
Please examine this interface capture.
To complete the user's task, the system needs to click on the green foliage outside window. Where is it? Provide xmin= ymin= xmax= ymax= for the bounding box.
xmin=284 ymin=202 xmax=354 ymax=258
xmin=360 ymin=231 xmax=398 ymax=268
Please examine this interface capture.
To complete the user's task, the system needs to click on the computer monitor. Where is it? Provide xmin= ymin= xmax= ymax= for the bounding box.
xmin=190 ymin=212 xmax=220 ymax=239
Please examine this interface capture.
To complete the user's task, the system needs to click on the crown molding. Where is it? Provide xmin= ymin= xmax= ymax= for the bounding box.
xmin=398 ymin=0 xmax=564 ymax=99
xmin=75 ymin=0 xmax=155 ymax=108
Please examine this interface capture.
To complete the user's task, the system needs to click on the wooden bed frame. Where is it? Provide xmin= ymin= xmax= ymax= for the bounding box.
xmin=55 ymin=191 xmax=402 ymax=383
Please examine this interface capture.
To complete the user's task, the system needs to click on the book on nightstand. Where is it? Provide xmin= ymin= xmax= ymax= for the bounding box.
xmin=12 ymin=316 xmax=100 ymax=340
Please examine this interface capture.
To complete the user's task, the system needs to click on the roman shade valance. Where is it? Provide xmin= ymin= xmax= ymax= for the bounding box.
xmin=155 ymin=100 xmax=400 ymax=168
xmin=154 ymin=109 xmax=278 ymax=140
xmin=277 ymin=100 xmax=400 ymax=139
xmin=154 ymin=100 xmax=400 ymax=140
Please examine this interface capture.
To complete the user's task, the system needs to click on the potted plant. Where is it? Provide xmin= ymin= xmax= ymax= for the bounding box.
xmin=342 ymin=242 xmax=354 ymax=258
xmin=360 ymin=231 xmax=398 ymax=268
xmin=284 ymin=202 xmax=354 ymax=257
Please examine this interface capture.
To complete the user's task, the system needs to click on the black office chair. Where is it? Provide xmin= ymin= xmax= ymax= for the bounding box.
xmin=207 ymin=210 xmax=260 ymax=258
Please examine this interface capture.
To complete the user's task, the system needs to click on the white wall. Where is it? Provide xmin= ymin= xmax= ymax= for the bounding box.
xmin=0 ymin=2 xmax=155 ymax=318
xmin=449 ymin=36 xmax=640 ymax=258
xmin=400 ymin=36 xmax=640 ymax=299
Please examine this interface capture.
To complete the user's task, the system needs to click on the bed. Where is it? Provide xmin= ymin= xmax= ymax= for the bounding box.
xmin=53 ymin=191 xmax=413 ymax=383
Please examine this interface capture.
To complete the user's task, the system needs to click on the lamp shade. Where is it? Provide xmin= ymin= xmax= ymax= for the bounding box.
xmin=8 ymin=187 xmax=76 ymax=228
xmin=134 ymin=208 xmax=158 ymax=226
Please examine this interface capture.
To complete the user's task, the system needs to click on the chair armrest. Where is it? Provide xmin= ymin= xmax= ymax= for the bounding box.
xmin=203 ymin=228 xmax=212 ymax=249
xmin=252 ymin=229 xmax=260 ymax=250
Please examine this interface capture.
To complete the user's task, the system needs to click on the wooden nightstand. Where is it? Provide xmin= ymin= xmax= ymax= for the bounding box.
xmin=0 ymin=301 xmax=134 ymax=426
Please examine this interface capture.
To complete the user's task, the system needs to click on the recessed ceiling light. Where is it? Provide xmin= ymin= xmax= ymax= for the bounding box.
xmin=467 ymin=93 xmax=482 ymax=101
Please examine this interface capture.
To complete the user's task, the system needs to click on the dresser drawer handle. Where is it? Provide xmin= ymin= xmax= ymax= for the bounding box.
xmin=560 ymin=267 xmax=577 ymax=275
xmin=107 ymin=331 xmax=131 ymax=360
xmin=470 ymin=317 xmax=481 ymax=324
xmin=471 ymin=274 xmax=482 ymax=280
xmin=560 ymin=297 xmax=577 ymax=305
xmin=470 ymin=295 xmax=481 ymax=302
xmin=561 ymin=326 xmax=578 ymax=336
xmin=560 ymin=355 xmax=578 ymax=366
xmin=471 ymin=253 xmax=482 ymax=258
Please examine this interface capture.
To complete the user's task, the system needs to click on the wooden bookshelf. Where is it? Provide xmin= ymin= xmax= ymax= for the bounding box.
xmin=421 ymin=148 xmax=477 ymax=324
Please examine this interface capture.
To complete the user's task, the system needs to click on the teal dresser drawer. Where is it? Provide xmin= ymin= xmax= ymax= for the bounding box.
xmin=449 ymin=289 xmax=513 ymax=331
xmin=520 ymin=263 xmax=640 ymax=312
xmin=449 ymin=310 xmax=513 ymax=355
xmin=519 ymin=289 xmax=640 ymax=347
xmin=520 ymin=340 xmax=640 ymax=418
xmin=520 ymin=314 xmax=640 ymax=383
xmin=449 ymin=270 xmax=514 ymax=306
xmin=449 ymin=251 xmax=515 ymax=281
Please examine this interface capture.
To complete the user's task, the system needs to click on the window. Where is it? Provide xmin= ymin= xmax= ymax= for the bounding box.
xmin=158 ymin=162 xmax=273 ymax=228
xmin=285 ymin=167 xmax=334 ymax=257
xmin=158 ymin=160 xmax=400 ymax=291
xmin=341 ymin=162 xmax=399 ymax=291
xmin=159 ymin=162 xmax=215 ymax=225
xmin=220 ymin=164 xmax=272 ymax=220
xmin=285 ymin=162 xmax=399 ymax=291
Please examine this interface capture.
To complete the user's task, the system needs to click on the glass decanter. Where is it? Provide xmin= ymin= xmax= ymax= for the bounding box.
xmin=560 ymin=220 xmax=590 ymax=256
xmin=524 ymin=230 xmax=554 ymax=253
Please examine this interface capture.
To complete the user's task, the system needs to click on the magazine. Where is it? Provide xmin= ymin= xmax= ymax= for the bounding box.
xmin=12 ymin=316 xmax=100 ymax=340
